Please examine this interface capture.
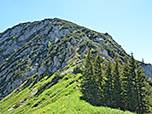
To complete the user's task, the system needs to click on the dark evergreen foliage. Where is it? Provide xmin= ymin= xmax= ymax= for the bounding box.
xmin=94 ymin=54 xmax=104 ymax=105
xmin=136 ymin=66 xmax=149 ymax=113
xmin=112 ymin=57 xmax=122 ymax=108
xmin=103 ymin=61 xmax=114 ymax=107
xmin=128 ymin=53 xmax=138 ymax=112
xmin=80 ymin=49 xmax=95 ymax=104
xmin=122 ymin=57 xmax=130 ymax=110
xmin=80 ymin=51 xmax=150 ymax=114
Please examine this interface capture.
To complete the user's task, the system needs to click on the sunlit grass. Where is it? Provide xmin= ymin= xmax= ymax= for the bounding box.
xmin=0 ymin=71 xmax=135 ymax=114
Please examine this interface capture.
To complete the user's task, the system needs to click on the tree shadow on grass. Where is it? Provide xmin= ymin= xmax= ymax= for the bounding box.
xmin=80 ymin=95 xmax=102 ymax=107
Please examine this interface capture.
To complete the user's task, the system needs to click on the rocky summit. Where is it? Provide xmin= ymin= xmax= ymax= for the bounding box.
xmin=0 ymin=18 xmax=151 ymax=114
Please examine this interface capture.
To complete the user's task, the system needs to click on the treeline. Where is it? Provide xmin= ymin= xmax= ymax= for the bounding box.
xmin=80 ymin=50 xmax=150 ymax=114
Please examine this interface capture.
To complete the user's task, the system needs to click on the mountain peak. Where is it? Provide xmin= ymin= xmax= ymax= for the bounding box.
xmin=0 ymin=18 xmax=151 ymax=102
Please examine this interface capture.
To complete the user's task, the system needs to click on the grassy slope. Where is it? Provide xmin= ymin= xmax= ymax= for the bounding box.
xmin=0 ymin=69 xmax=134 ymax=114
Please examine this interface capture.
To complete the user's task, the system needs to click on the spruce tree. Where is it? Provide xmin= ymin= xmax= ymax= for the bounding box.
xmin=129 ymin=53 xmax=138 ymax=111
xmin=122 ymin=57 xmax=130 ymax=110
xmin=103 ymin=60 xmax=114 ymax=107
xmin=112 ymin=57 xmax=122 ymax=108
xmin=81 ymin=49 xmax=99 ymax=105
xmin=94 ymin=54 xmax=104 ymax=105
xmin=81 ymin=49 xmax=94 ymax=103
xmin=122 ymin=55 xmax=150 ymax=113
xmin=136 ymin=66 xmax=149 ymax=113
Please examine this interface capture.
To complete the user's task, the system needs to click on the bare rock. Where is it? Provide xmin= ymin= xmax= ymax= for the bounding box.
xmin=143 ymin=64 xmax=152 ymax=78
xmin=38 ymin=65 xmax=46 ymax=77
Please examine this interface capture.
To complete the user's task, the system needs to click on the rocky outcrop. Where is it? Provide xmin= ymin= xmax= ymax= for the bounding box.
xmin=0 ymin=18 xmax=78 ymax=100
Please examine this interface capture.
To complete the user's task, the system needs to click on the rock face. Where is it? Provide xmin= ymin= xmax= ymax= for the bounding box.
xmin=143 ymin=64 xmax=152 ymax=78
xmin=0 ymin=18 xmax=78 ymax=100
xmin=0 ymin=18 xmax=149 ymax=101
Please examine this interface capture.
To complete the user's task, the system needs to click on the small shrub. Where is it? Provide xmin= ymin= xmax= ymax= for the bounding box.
xmin=48 ymin=41 xmax=51 ymax=47
xmin=55 ymin=38 xmax=59 ymax=43
xmin=13 ymin=101 xmax=21 ymax=108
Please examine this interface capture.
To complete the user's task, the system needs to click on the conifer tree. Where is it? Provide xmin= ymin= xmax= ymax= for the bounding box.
xmin=129 ymin=53 xmax=138 ymax=111
xmin=136 ymin=66 xmax=149 ymax=113
xmin=103 ymin=60 xmax=114 ymax=107
xmin=80 ymin=50 xmax=151 ymax=113
xmin=94 ymin=53 xmax=104 ymax=105
xmin=122 ymin=57 xmax=130 ymax=110
xmin=112 ymin=57 xmax=122 ymax=108
xmin=80 ymin=49 xmax=95 ymax=104
xmin=122 ymin=55 xmax=150 ymax=113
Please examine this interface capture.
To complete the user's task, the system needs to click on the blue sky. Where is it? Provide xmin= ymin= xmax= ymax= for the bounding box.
xmin=0 ymin=0 xmax=152 ymax=64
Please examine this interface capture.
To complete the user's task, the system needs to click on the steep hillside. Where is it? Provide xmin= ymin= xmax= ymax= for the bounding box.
xmin=0 ymin=18 xmax=149 ymax=113
xmin=0 ymin=18 xmax=128 ymax=101
xmin=0 ymin=71 xmax=134 ymax=114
